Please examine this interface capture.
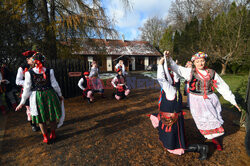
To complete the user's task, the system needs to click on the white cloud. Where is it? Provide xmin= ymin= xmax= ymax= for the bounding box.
xmin=102 ymin=0 xmax=173 ymax=40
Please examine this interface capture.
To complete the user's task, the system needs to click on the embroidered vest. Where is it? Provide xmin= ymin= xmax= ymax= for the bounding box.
xmin=116 ymin=75 xmax=126 ymax=92
xmin=82 ymin=77 xmax=92 ymax=91
xmin=189 ymin=68 xmax=217 ymax=98
xmin=29 ymin=69 xmax=52 ymax=91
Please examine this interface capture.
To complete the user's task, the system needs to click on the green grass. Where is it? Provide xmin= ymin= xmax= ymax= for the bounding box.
xmin=179 ymin=73 xmax=249 ymax=110
xmin=217 ymin=73 xmax=248 ymax=110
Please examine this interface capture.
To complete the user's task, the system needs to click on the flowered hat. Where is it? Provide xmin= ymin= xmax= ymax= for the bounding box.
xmin=191 ymin=52 xmax=208 ymax=62
xmin=32 ymin=52 xmax=45 ymax=64
xmin=32 ymin=52 xmax=46 ymax=79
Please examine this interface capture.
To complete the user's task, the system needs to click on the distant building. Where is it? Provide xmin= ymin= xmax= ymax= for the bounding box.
xmin=73 ymin=39 xmax=162 ymax=72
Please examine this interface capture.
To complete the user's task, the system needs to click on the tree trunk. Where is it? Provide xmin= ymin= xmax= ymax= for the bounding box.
xmin=41 ymin=0 xmax=57 ymax=59
xmin=221 ymin=63 xmax=227 ymax=75
xmin=49 ymin=0 xmax=57 ymax=59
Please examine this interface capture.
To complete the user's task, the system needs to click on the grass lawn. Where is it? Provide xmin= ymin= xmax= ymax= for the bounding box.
xmin=218 ymin=73 xmax=249 ymax=110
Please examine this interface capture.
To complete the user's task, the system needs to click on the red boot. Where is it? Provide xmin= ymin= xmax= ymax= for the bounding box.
xmin=43 ymin=134 xmax=49 ymax=143
xmin=212 ymin=138 xmax=222 ymax=151
xmin=50 ymin=130 xmax=56 ymax=140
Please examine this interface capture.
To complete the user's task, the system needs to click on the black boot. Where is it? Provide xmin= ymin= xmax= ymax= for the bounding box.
xmin=30 ymin=121 xmax=39 ymax=132
xmin=186 ymin=144 xmax=208 ymax=160
xmin=196 ymin=144 xmax=208 ymax=160
xmin=185 ymin=144 xmax=198 ymax=152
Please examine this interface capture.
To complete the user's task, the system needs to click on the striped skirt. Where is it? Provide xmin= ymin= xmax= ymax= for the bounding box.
xmin=32 ymin=89 xmax=61 ymax=124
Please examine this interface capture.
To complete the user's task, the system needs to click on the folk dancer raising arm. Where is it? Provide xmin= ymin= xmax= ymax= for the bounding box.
xmin=148 ymin=55 xmax=208 ymax=160
xmin=165 ymin=51 xmax=241 ymax=151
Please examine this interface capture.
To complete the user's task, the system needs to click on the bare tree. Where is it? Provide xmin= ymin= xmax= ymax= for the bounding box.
xmin=167 ymin=0 xmax=231 ymax=30
xmin=139 ymin=16 xmax=167 ymax=48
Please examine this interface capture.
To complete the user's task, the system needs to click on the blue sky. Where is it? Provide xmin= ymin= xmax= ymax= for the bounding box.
xmin=102 ymin=0 xmax=173 ymax=41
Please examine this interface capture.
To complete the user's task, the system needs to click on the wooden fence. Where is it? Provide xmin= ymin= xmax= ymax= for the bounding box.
xmin=46 ymin=59 xmax=88 ymax=98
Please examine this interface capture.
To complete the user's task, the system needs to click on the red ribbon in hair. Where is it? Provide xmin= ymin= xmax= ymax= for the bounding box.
xmin=22 ymin=51 xmax=37 ymax=57
xmin=23 ymin=68 xmax=28 ymax=74
xmin=35 ymin=60 xmax=46 ymax=79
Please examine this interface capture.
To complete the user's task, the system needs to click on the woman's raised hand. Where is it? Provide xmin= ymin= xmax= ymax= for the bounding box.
xmin=163 ymin=50 xmax=170 ymax=58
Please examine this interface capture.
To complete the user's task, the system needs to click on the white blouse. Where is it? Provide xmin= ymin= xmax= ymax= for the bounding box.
xmin=168 ymin=57 xmax=237 ymax=105
xmin=16 ymin=67 xmax=25 ymax=86
xmin=115 ymin=63 xmax=126 ymax=75
xmin=20 ymin=67 xmax=62 ymax=116
xmin=157 ymin=58 xmax=176 ymax=100
xmin=111 ymin=76 xmax=127 ymax=88
xmin=78 ymin=78 xmax=85 ymax=90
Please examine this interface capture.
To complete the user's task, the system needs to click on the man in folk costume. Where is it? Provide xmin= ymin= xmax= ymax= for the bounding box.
xmin=149 ymin=54 xmax=208 ymax=160
xmin=16 ymin=52 xmax=64 ymax=144
xmin=111 ymin=68 xmax=130 ymax=100
xmin=78 ymin=71 xmax=94 ymax=103
xmin=15 ymin=51 xmax=39 ymax=131
xmin=89 ymin=61 xmax=105 ymax=97
xmin=165 ymin=51 xmax=241 ymax=151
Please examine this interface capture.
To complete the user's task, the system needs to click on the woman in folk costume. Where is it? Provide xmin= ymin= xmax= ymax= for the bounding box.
xmin=111 ymin=68 xmax=130 ymax=100
xmin=165 ymin=51 xmax=241 ymax=151
xmin=16 ymin=51 xmax=39 ymax=131
xmin=115 ymin=59 xmax=127 ymax=76
xmin=183 ymin=61 xmax=192 ymax=108
xmin=149 ymin=55 xmax=208 ymax=160
xmin=89 ymin=61 xmax=105 ymax=97
xmin=16 ymin=52 xmax=64 ymax=144
xmin=78 ymin=71 xmax=94 ymax=103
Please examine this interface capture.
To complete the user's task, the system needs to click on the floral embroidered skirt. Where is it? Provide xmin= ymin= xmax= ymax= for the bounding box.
xmin=189 ymin=93 xmax=224 ymax=139
xmin=32 ymin=89 xmax=61 ymax=124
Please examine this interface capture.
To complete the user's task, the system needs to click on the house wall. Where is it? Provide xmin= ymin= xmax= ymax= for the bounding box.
xmin=106 ymin=56 xmax=112 ymax=71
xmin=131 ymin=57 xmax=135 ymax=71
xmin=144 ymin=57 xmax=149 ymax=70
xmin=86 ymin=55 xmax=160 ymax=72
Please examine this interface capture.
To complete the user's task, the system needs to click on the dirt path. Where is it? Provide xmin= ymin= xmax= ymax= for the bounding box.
xmin=0 ymin=74 xmax=249 ymax=165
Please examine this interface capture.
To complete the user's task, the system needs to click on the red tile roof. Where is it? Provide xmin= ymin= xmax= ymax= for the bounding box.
xmin=72 ymin=39 xmax=162 ymax=56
